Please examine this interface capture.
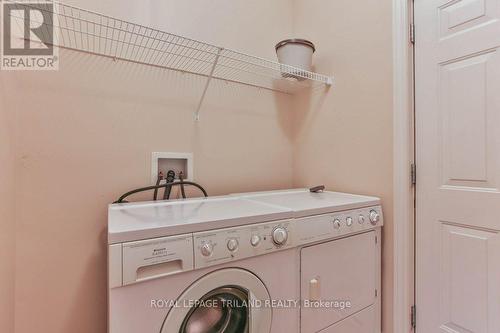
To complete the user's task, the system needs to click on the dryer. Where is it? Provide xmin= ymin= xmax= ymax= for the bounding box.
xmin=240 ymin=189 xmax=383 ymax=333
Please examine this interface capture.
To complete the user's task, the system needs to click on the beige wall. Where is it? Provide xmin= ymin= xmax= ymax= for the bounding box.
xmin=3 ymin=1 xmax=294 ymax=332
xmin=0 ymin=77 xmax=15 ymax=333
xmin=2 ymin=0 xmax=395 ymax=332
xmin=291 ymin=1 xmax=394 ymax=332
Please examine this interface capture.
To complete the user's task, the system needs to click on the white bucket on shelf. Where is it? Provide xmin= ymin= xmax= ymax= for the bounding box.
xmin=275 ymin=39 xmax=315 ymax=80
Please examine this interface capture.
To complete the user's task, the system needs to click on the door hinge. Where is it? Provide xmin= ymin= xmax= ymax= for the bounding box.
xmin=411 ymin=305 xmax=417 ymax=329
xmin=411 ymin=163 xmax=416 ymax=185
xmin=410 ymin=23 xmax=415 ymax=44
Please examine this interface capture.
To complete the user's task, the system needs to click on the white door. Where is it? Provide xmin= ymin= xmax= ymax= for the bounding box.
xmin=415 ymin=0 xmax=500 ymax=332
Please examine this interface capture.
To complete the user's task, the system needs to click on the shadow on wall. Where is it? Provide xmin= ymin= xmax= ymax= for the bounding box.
xmin=267 ymin=56 xmax=334 ymax=141
xmin=273 ymin=87 xmax=298 ymax=143
xmin=53 ymin=49 xmax=209 ymax=110
xmin=292 ymin=83 xmax=332 ymax=139
xmin=62 ymin=228 xmax=109 ymax=331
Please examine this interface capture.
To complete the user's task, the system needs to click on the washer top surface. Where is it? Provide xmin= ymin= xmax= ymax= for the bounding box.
xmin=240 ymin=189 xmax=380 ymax=218
xmin=108 ymin=197 xmax=293 ymax=244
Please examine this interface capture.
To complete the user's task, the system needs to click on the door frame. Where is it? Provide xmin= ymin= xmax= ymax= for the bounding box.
xmin=392 ymin=0 xmax=415 ymax=332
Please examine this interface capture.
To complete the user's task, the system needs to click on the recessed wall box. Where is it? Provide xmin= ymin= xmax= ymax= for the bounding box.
xmin=151 ymin=152 xmax=193 ymax=184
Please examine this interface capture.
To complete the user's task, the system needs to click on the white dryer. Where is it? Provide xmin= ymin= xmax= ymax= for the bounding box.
xmin=108 ymin=190 xmax=383 ymax=333
xmin=240 ymin=189 xmax=383 ymax=333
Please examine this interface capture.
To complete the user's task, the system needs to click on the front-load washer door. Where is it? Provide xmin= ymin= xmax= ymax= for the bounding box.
xmin=161 ymin=268 xmax=272 ymax=333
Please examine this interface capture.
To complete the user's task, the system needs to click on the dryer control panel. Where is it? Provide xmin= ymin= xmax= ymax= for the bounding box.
xmin=192 ymin=205 xmax=383 ymax=270
xmin=194 ymin=219 xmax=295 ymax=269
xmin=294 ymin=205 xmax=383 ymax=246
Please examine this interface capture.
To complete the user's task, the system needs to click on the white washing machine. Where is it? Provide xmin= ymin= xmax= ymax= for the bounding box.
xmin=108 ymin=190 xmax=383 ymax=333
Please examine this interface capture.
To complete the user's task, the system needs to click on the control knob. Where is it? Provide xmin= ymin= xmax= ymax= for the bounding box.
xmin=272 ymin=227 xmax=288 ymax=246
xmin=333 ymin=219 xmax=341 ymax=230
xmin=200 ymin=242 xmax=214 ymax=257
xmin=227 ymin=238 xmax=239 ymax=252
xmin=369 ymin=210 xmax=380 ymax=225
xmin=250 ymin=235 xmax=261 ymax=247
xmin=358 ymin=215 xmax=366 ymax=224
xmin=346 ymin=217 xmax=353 ymax=227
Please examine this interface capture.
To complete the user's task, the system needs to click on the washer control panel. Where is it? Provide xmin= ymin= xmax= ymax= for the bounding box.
xmin=194 ymin=219 xmax=294 ymax=269
xmin=294 ymin=205 xmax=383 ymax=246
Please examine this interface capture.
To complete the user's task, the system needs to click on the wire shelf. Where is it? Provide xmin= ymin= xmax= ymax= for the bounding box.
xmin=5 ymin=1 xmax=333 ymax=118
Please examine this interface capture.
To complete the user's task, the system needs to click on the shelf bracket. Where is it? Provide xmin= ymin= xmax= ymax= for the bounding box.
xmin=194 ymin=47 xmax=223 ymax=121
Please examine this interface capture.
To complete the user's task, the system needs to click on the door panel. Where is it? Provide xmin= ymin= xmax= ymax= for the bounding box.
xmin=440 ymin=223 xmax=500 ymax=333
xmin=415 ymin=0 xmax=500 ymax=332
xmin=317 ymin=306 xmax=376 ymax=333
xmin=440 ymin=50 xmax=500 ymax=189
xmin=300 ymin=231 xmax=376 ymax=333
xmin=439 ymin=0 xmax=494 ymax=38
